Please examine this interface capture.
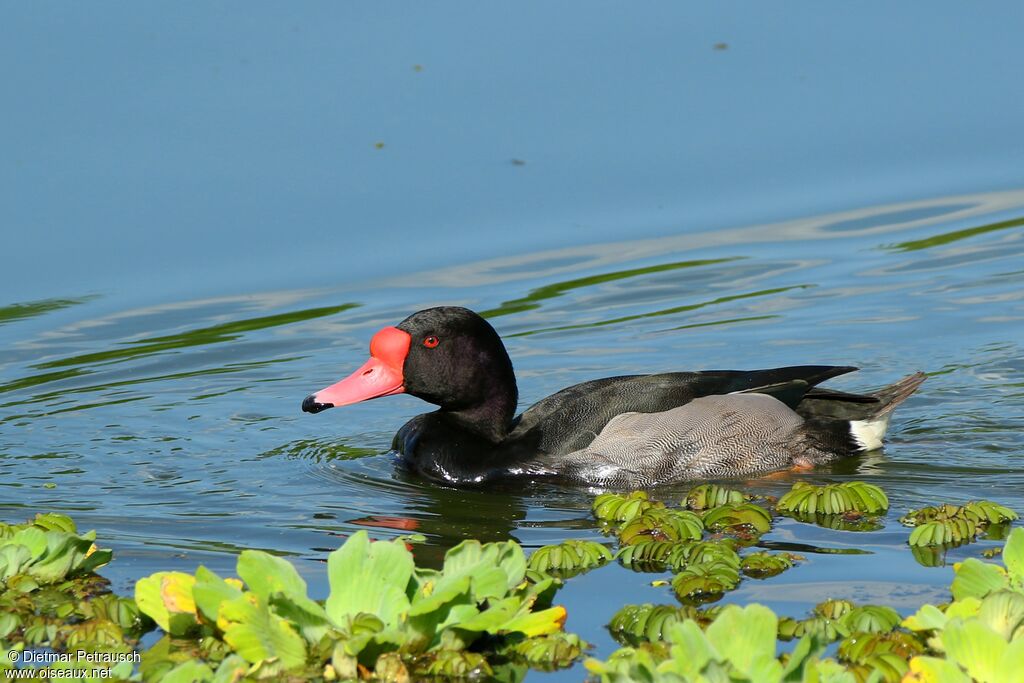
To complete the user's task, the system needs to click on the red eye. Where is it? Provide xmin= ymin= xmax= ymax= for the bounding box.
xmin=423 ymin=335 xmax=439 ymax=348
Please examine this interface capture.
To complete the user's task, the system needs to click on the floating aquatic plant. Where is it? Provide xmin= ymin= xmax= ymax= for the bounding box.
xmin=901 ymin=500 xmax=1018 ymax=548
xmin=701 ymin=502 xmax=773 ymax=535
xmin=592 ymin=491 xmax=660 ymax=524
xmin=777 ymin=481 xmax=889 ymax=516
xmin=683 ymin=484 xmax=748 ymax=510
xmin=618 ymin=508 xmax=704 ymax=545
xmin=777 ymin=598 xmax=854 ymax=642
xmin=130 ymin=532 xmax=584 ymax=680
xmin=5 ymin=483 xmax=1021 ymax=683
xmin=836 ymin=604 xmax=902 ymax=636
xmin=506 ymin=631 xmax=586 ymax=670
xmin=671 ymin=561 xmax=741 ymax=603
xmin=0 ymin=514 xmax=144 ymax=680
xmin=616 ymin=539 xmax=740 ymax=574
xmin=837 ymin=629 xmax=924 ymax=663
xmin=607 ymin=603 xmax=721 ymax=646
xmin=527 ymin=539 xmax=612 ymax=576
xmin=740 ymin=551 xmax=798 ymax=579
xmin=588 ymin=603 xmax=831 ymax=683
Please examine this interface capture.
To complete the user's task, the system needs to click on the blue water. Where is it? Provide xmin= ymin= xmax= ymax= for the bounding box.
xmin=2 ymin=3 xmax=1024 ymax=678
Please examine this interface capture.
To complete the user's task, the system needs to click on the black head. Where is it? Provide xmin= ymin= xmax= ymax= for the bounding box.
xmin=302 ymin=306 xmax=519 ymax=440
xmin=396 ymin=307 xmax=518 ymax=416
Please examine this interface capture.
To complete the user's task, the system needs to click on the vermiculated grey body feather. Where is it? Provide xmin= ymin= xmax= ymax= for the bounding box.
xmin=550 ymin=394 xmax=826 ymax=487
xmin=546 ymin=370 xmax=926 ymax=488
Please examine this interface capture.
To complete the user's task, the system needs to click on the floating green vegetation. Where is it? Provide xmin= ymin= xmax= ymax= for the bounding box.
xmin=701 ymin=502 xmax=773 ymax=536
xmin=777 ymin=481 xmax=889 ymax=515
xmin=598 ymin=492 xmax=789 ymax=605
xmin=607 ymin=604 xmax=719 ymax=646
xmin=671 ymin=560 xmax=741 ymax=603
xmin=3 ymin=483 xmax=1021 ymax=682
xmin=589 ymin=528 xmax=1024 ymax=683
xmin=132 ymin=533 xmax=584 ymax=680
xmin=1 ymin=513 xmax=145 ymax=679
xmin=740 ymin=551 xmax=799 ymax=579
xmin=617 ymin=539 xmax=740 ymax=574
xmin=618 ymin=508 xmax=704 ymax=546
xmin=901 ymin=500 xmax=1019 ymax=547
xmin=592 ymin=491 xmax=659 ymax=524
xmin=526 ymin=539 xmax=612 ymax=577
xmin=682 ymin=484 xmax=750 ymax=511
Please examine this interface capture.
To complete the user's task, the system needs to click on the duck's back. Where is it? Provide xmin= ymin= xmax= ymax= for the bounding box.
xmin=509 ymin=366 xmax=855 ymax=456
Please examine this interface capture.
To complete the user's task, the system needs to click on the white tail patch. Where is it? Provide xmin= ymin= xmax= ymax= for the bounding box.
xmin=849 ymin=415 xmax=891 ymax=451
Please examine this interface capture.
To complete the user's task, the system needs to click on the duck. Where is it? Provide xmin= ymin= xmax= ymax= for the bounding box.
xmin=301 ymin=306 xmax=925 ymax=487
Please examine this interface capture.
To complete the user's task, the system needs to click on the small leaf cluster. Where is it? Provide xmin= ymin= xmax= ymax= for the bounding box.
xmin=901 ymin=500 xmax=1019 ymax=547
xmin=0 ymin=513 xmax=112 ymax=592
xmin=607 ymin=604 xmax=719 ymax=646
xmin=682 ymin=484 xmax=749 ymax=511
xmin=526 ymin=539 xmax=612 ymax=577
xmin=778 ymin=481 xmax=889 ymax=515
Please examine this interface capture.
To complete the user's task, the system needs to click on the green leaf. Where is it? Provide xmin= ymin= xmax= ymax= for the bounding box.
xmin=663 ymin=620 xmax=715 ymax=679
xmin=951 ymin=558 xmax=1009 ymax=600
xmin=134 ymin=571 xmax=198 ymax=636
xmin=220 ymin=594 xmax=308 ymax=669
xmin=441 ymin=540 xmax=527 ymax=600
xmin=905 ymin=656 xmax=971 ymax=683
xmin=942 ymin=619 xmax=1006 ymax=683
xmin=161 ymin=660 xmax=214 ymax=683
xmin=7 ymin=527 xmax=47 ymax=559
xmin=1001 ymin=639 xmax=1024 ymax=680
xmin=211 ymin=655 xmax=249 ymax=683
xmin=31 ymin=513 xmax=76 ymax=533
xmin=780 ymin=634 xmax=824 ymax=679
xmin=705 ymin=604 xmax=780 ymax=679
xmin=325 ymin=531 xmax=414 ymax=629
xmin=450 ymin=596 xmax=520 ymax=633
xmin=0 ymin=544 xmax=32 ymax=580
xmin=0 ymin=613 xmax=17 ymax=639
xmin=268 ymin=592 xmax=331 ymax=644
xmin=978 ymin=591 xmax=1024 ymax=641
xmin=1003 ymin=527 xmax=1024 ymax=579
xmin=26 ymin=531 xmax=96 ymax=583
xmin=903 ymin=604 xmax=952 ymax=632
xmin=408 ymin=572 xmax=472 ymax=616
xmin=237 ymin=550 xmax=308 ymax=601
xmin=192 ymin=566 xmax=243 ymax=623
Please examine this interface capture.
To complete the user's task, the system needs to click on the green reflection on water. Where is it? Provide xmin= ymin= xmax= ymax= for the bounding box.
xmin=0 ymin=296 xmax=96 ymax=326
xmin=32 ymin=303 xmax=360 ymax=370
xmin=480 ymin=257 xmax=741 ymax=318
xmin=0 ymin=368 xmax=92 ymax=396
xmin=1 ymin=357 xmax=301 ymax=407
xmin=510 ymin=285 xmax=809 ymax=337
xmin=887 ymin=215 xmax=1024 ymax=252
